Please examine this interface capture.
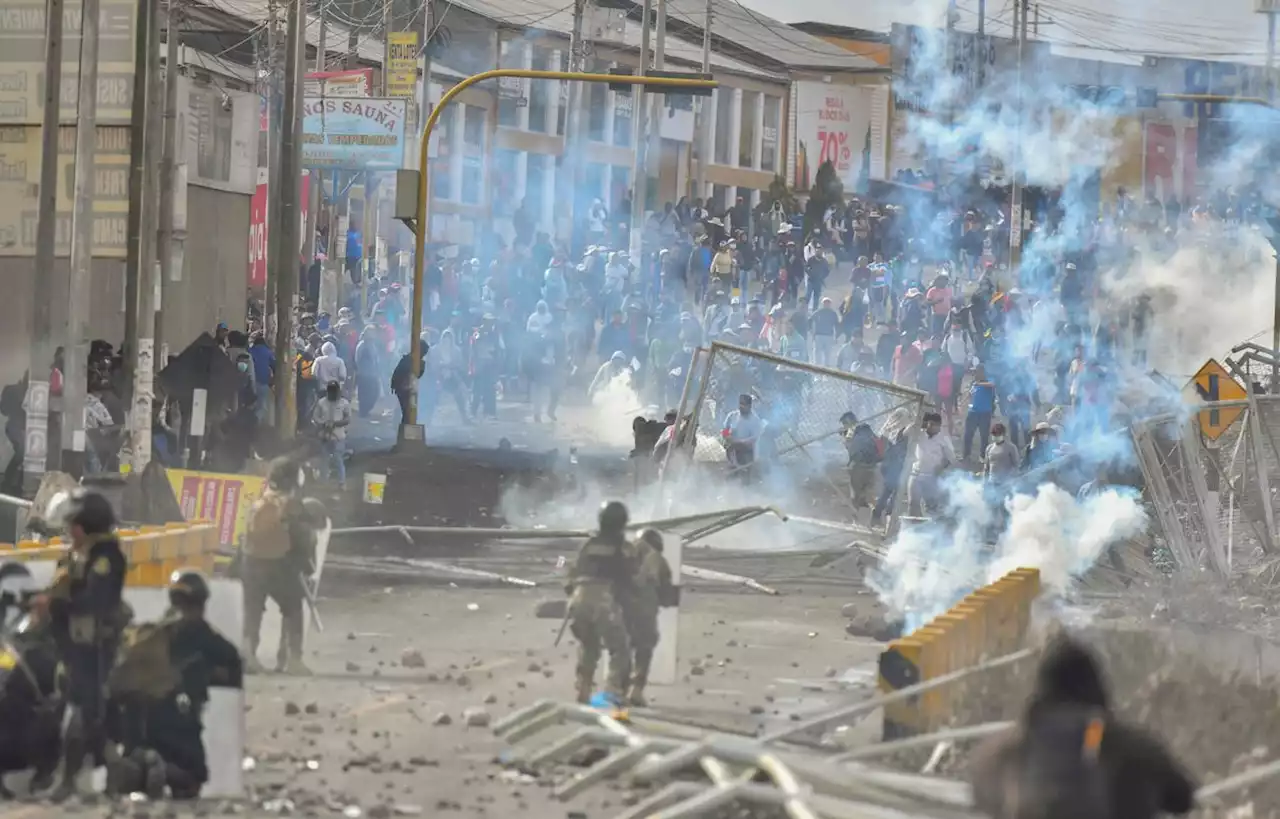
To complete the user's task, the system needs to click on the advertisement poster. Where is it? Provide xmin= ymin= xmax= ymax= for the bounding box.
xmin=302 ymin=96 xmax=407 ymax=170
xmin=247 ymin=171 xmax=309 ymax=289
xmin=304 ymin=68 xmax=373 ymax=98
xmin=792 ymin=82 xmax=875 ymax=193
xmin=387 ymin=32 xmax=419 ymax=99
xmin=166 ymin=468 xmax=267 ymax=550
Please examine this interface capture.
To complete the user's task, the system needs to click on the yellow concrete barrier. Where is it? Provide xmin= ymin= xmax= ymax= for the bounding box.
xmin=0 ymin=523 xmax=221 ymax=589
xmin=877 ymin=567 xmax=1041 ymax=738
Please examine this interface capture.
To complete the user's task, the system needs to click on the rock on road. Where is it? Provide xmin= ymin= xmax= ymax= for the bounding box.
xmin=0 ymin=578 xmax=887 ymax=818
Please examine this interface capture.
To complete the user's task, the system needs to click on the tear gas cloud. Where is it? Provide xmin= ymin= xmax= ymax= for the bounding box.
xmin=867 ymin=14 xmax=1273 ymax=624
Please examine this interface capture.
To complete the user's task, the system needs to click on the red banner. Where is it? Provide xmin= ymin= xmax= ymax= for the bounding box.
xmin=247 ymin=173 xmax=311 ymax=291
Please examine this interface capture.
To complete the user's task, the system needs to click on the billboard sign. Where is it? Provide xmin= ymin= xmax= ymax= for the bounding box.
xmin=304 ymin=69 xmax=372 ymax=98
xmin=247 ymin=169 xmax=309 ymax=288
xmin=302 ymin=97 xmax=407 ymax=170
xmin=0 ymin=123 xmax=129 ymax=256
xmin=0 ymin=0 xmax=137 ymax=124
xmin=792 ymin=82 xmax=877 ymax=192
xmin=387 ymin=32 xmax=418 ymax=98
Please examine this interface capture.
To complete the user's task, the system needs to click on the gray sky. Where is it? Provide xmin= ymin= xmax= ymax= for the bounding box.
xmin=737 ymin=0 xmax=1277 ymax=66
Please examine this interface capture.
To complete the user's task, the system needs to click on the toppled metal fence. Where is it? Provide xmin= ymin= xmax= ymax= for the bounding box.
xmin=659 ymin=342 xmax=927 ymax=524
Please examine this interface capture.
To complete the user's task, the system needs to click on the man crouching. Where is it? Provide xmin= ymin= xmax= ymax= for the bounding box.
xmin=969 ymin=632 xmax=1195 ymax=819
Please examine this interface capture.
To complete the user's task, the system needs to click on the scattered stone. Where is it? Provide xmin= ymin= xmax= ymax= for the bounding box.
xmin=456 ymin=674 xmax=471 ymax=687
xmin=345 ymin=661 xmax=362 ymax=673
xmin=347 ymin=632 xmax=357 ymax=640
xmin=535 ymin=599 xmax=568 ymax=619
xmin=527 ymin=662 xmax=542 ymax=673
xmin=690 ymin=665 xmax=705 ymax=676
xmin=483 ymin=693 xmax=498 ymax=705
xmin=824 ymin=667 xmax=837 ymax=678
xmin=726 ymin=639 xmax=738 ymax=647
xmin=542 ymin=670 xmax=554 ymax=679
xmin=463 ymin=707 xmax=492 ymax=728
xmin=304 ymin=702 xmax=319 ymax=714
xmin=284 ymin=702 xmax=301 ymax=716
xmin=367 ymin=806 xmax=392 ymax=819
xmin=516 ymin=681 xmax=526 ymax=689
xmin=432 ymin=713 xmax=453 ymax=726
xmin=749 ymin=705 xmax=765 ymax=715
xmin=400 ymin=649 xmax=426 ymax=669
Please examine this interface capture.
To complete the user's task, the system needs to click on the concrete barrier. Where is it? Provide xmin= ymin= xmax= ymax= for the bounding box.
xmin=878 ymin=567 xmax=1041 ymax=739
xmin=0 ymin=524 xmax=244 ymax=797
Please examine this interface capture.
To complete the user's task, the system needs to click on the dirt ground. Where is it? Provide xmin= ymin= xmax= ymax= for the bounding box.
xmin=0 ymin=569 xmax=888 ymax=818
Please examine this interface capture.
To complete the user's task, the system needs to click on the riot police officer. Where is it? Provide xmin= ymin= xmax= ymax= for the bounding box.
xmin=46 ymin=489 xmax=129 ymax=800
xmin=566 ymin=500 xmax=633 ymax=704
xmin=107 ymin=570 xmax=243 ymax=799
xmin=241 ymin=457 xmax=321 ymax=675
xmin=619 ymin=529 xmax=677 ymax=707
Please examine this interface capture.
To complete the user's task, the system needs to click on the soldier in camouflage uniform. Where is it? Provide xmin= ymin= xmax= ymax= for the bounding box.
xmin=566 ymin=501 xmax=633 ymax=704
xmin=619 ymin=528 xmax=676 ymax=707
xmin=240 ymin=457 xmax=321 ymax=675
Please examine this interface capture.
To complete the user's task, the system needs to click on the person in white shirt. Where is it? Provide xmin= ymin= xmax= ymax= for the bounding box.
xmin=311 ymin=380 xmax=352 ymax=488
xmin=311 ymin=341 xmax=347 ymax=388
xmin=908 ymin=411 xmax=955 ymax=517
xmin=720 ymin=394 xmax=764 ymax=472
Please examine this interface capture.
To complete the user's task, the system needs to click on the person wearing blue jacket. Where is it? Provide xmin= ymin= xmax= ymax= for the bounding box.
xmin=964 ymin=368 xmax=996 ymax=462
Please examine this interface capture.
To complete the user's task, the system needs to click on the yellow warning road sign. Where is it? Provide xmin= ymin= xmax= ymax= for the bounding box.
xmin=1185 ymin=358 xmax=1246 ymax=441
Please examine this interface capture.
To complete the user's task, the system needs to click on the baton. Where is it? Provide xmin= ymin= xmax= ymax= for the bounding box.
xmin=301 ymin=575 xmax=324 ymax=633
xmin=553 ymin=608 xmax=571 ymax=647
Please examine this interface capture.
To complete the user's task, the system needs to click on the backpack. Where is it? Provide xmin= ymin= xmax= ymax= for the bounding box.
xmin=107 ymin=619 xmax=182 ymax=700
xmin=0 ymin=382 xmax=22 ymax=418
xmin=245 ymin=492 xmax=293 ymax=559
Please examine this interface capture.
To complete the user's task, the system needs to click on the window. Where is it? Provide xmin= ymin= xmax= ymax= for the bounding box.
xmin=497 ymin=40 xmax=524 ymax=128
xmin=739 ymin=91 xmax=758 ymax=168
xmin=463 ymin=104 xmax=486 ymax=146
xmin=713 ymin=88 xmax=734 ymax=165
xmin=526 ymin=153 xmax=548 ymax=216
xmin=584 ymin=162 xmax=606 ymax=206
xmin=528 ymin=47 xmax=554 ymax=133
xmin=462 ymin=156 xmax=483 ymax=205
xmin=612 ymin=85 xmax=633 ymax=147
xmin=586 ymin=59 xmax=608 ymax=141
xmin=431 ymin=104 xmax=455 ymax=200
xmin=610 ymin=165 xmax=631 ymax=213
xmin=556 ymin=51 xmax=570 ymax=136
xmin=761 ymin=95 xmax=781 ymax=173
xmin=461 ymin=106 xmax=486 ymax=205
xmin=493 ymin=149 xmax=519 ymax=216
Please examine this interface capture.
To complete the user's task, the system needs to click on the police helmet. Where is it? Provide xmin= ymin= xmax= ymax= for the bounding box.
xmin=52 ymin=488 xmax=116 ymax=535
xmin=168 ymin=569 xmax=211 ymax=608
xmin=638 ymin=528 xmax=664 ymax=553
xmin=598 ymin=500 xmax=629 ymax=533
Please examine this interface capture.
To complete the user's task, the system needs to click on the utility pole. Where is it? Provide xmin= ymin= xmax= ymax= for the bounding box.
xmin=303 ymin=2 xmax=325 ymax=300
xmin=27 ymin=0 xmax=66 ymax=480
xmin=130 ymin=0 xmax=181 ymax=470
xmin=1263 ymin=1 xmax=1278 ymax=387
xmin=976 ymin=0 xmax=985 ymax=93
xmin=122 ymin=0 xmax=156 ymax=414
xmin=273 ymin=0 xmax=305 ymax=438
xmin=1007 ymin=0 xmax=1028 ymax=272
xmin=265 ymin=0 xmax=282 ymax=320
xmin=689 ymin=0 xmax=711 ymax=203
xmin=564 ymin=0 xmax=585 ymax=249
xmin=64 ymin=0 xmax=102 ymax=474
xmin=627 ymin=0 xmax=653 ymax=261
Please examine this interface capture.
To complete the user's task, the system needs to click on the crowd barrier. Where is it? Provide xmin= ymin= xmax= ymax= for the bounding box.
xmin=0 ymin=522 xmax=221 ymax=586
xmin=877 ymin=567 xmax=1041 ymax=739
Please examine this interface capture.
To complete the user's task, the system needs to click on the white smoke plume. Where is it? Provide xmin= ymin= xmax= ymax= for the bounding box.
xmin=870 ymin=481 xmax=1148 ymax=630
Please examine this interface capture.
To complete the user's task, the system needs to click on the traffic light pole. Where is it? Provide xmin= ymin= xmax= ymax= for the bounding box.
xmin=399 ymin=69 xmax=716 ymax=445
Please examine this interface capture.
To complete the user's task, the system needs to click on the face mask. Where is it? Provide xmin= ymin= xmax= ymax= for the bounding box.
xmin=327 ymin=388 xmax=340 ymax=401
xmin=993 ymin=435 xmax=1005 ymax=444
xmin=237 ymin=362 xmax=248 ymax=373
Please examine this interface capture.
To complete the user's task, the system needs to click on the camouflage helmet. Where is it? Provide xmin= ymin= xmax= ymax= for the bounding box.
xmin=598 ymin=500 xmax=629 ymax=533
xmin=168 ymin=569 xmax=211 ymax=608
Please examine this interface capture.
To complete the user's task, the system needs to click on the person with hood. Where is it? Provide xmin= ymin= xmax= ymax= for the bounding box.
xmin=354 ymin=326 xmax=381 ymax=418
xmin=589 ymin=351 xmax=630 ymax=401
xmin=427 ymin=313 xmax=470 ymax=424
xmin=248 ymin=332 xmax=276 ymax=424
xmin=311 ymin=341 xmax=347 ymax=392
xmin=969 ymin=632 xmax=1194 ymax=819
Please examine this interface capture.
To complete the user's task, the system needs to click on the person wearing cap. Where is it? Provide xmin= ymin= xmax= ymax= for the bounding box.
xmin=907 ymin=411 xmax=954 ymax=518
xmin=721 ymin=394 xmax=763 ymax=476
xmin=710 ymin=241 xmax=735 ymax=295
xmin=46 ymin=490 xmax=129 ymax=800
xmin=983 ymin=422 xmax=1020 ymax=485
xmin=1023 ymin=421 xmax=1058 ymax=472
